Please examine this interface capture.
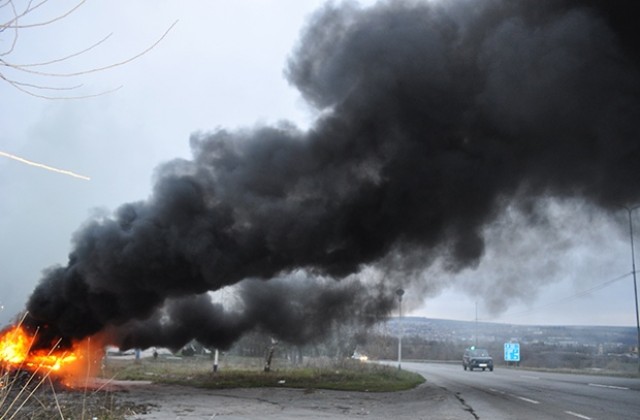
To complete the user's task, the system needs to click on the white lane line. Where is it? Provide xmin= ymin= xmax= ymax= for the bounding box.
xmin=565 ymin=410 xmax=592 ymax=420
xmin=515 ymin=396 xmax=539 ymax=404
xmin=588 ymin=383 xmax=629 ymax=390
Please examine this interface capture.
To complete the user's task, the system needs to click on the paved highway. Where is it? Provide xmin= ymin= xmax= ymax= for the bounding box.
xmin=401 ymin=361 xmax=640 ymax=420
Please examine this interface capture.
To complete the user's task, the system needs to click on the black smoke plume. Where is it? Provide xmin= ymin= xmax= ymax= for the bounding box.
xmin=23 ymin=0 xmax=640 ymax=350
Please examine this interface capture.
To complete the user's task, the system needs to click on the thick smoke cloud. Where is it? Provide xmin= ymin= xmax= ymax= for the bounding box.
xmin=24 ymin=0 xmax=640 ymax=350
xmin=111 ymin=275 xmax=391 ymax=351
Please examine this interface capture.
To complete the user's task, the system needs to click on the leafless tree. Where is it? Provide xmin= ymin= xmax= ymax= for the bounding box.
xmin=0 ymin=0 xmax=177 ymax=99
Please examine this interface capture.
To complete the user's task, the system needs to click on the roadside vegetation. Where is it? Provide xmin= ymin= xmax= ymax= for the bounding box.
xmin=101 ymin=355 xmax=425 ymax=392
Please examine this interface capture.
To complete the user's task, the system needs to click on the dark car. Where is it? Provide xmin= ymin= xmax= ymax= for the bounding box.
xmin=463 ymin=347 xmax=494 ymax=371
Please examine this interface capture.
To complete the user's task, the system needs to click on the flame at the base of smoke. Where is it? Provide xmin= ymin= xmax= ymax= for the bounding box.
xmin=0 ymin=325 xmax=106 ymax=388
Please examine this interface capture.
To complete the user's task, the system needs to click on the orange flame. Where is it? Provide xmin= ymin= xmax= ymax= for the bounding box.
xmin=0 ymin=325 xmax=104 ymax=386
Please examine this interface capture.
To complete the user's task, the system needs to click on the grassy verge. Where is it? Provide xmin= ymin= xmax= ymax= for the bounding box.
xmin=101 ymin=356 xmax=425 ymax=392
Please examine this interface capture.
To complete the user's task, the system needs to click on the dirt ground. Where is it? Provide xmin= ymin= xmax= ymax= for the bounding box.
xmin=108 ymin=380 xmax=470 ymax=420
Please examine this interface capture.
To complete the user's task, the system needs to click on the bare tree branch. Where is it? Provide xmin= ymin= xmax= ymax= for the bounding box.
xmin=9 ymin=32 xmax=113 ymax=68
xmin=5 ymin=20 xmax=178 ymax=78
xmin=3 ymin=0 xmax=84 ymax=30
xmin=1 ymin=72 xmax=122 ymax=99
xmin=0 ymin=0 xmax=20 ymax=57
xmin=0 ymin=1 xmax=177 ymax=99
xmin=0 ymin=74 xmax=82 ymax=90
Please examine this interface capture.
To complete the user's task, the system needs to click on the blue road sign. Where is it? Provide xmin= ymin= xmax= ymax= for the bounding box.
xmin=504 ymin=342 xmax=520 ymax=362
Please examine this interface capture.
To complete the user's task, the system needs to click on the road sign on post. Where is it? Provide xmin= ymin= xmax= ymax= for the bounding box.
xmin=504 ymin=342 xmax=520 ymax=362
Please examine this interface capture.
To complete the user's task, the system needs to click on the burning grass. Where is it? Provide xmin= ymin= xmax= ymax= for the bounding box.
xmin=0 ymin=323 xmax=149 ymax=419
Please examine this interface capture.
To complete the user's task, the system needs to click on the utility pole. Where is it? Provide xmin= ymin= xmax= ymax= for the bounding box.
xmin=396 ymin=288 xmax=405 ymax=370
xmin=475 ymin=301 xmax=478 ymax=348
xmin=623 ymin=205 xmax=640 ymax=373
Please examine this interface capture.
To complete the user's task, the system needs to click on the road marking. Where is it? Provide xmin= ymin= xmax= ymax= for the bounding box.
xmin=515 ymin=396 xmax=539 ymax=404
xmin=565 ymin=411 xmax=592 ymax=420
xmin=588 ymin=383 xmax=629 ymax=390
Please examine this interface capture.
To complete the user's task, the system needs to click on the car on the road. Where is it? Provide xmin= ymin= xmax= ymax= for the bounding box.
xmin=462 ymin=347 xmax=494 ymax=371
xmin=351 ymin=351 xmax=368 ymax=362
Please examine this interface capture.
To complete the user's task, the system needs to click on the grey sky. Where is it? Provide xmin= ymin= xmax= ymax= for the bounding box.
xmin=1 ymin=0 xmax=639 ymax=334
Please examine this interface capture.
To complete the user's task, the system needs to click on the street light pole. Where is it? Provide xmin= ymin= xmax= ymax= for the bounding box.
xmin=623 ymin=205 xmax=640 ymax=373
xmin=396 ymin=288 xmax=405 ymax=370
xmin=475 ymin=301 xmax=478 ymax=348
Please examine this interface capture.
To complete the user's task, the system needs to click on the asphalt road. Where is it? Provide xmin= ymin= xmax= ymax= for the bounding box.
xmin=402 ymin=361 xmax=640 ymax=420
xmin=116 ymin=362 xmax=640 ymax=419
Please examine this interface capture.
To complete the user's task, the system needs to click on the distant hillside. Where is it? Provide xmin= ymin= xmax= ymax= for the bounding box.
xmin=381 ymin=317 xmax=637 ymax=348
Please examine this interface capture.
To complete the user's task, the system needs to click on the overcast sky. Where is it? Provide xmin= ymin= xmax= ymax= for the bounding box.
xmin=1 ymin=0 xmax=639 ymax=330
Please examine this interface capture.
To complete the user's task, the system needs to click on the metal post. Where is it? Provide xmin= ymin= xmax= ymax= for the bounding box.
xmin=623 ymin=205 xmax=640 ymax=373
xmin=396 ymin=288 xmax=405 ymax=370
xmin=475 ymin=301 xmax=478 ymax=348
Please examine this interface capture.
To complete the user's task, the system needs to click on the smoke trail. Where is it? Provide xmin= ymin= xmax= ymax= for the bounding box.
xmin=23 ymin=0 xmax=640 ymax=350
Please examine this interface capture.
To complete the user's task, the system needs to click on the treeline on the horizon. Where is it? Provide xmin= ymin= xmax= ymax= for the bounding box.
xmin=171 ymin=317 xmax=638 ymax=374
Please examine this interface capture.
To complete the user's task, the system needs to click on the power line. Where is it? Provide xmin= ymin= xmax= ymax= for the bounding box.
xmin=481 ymin=271 xmax=632 ymax=322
